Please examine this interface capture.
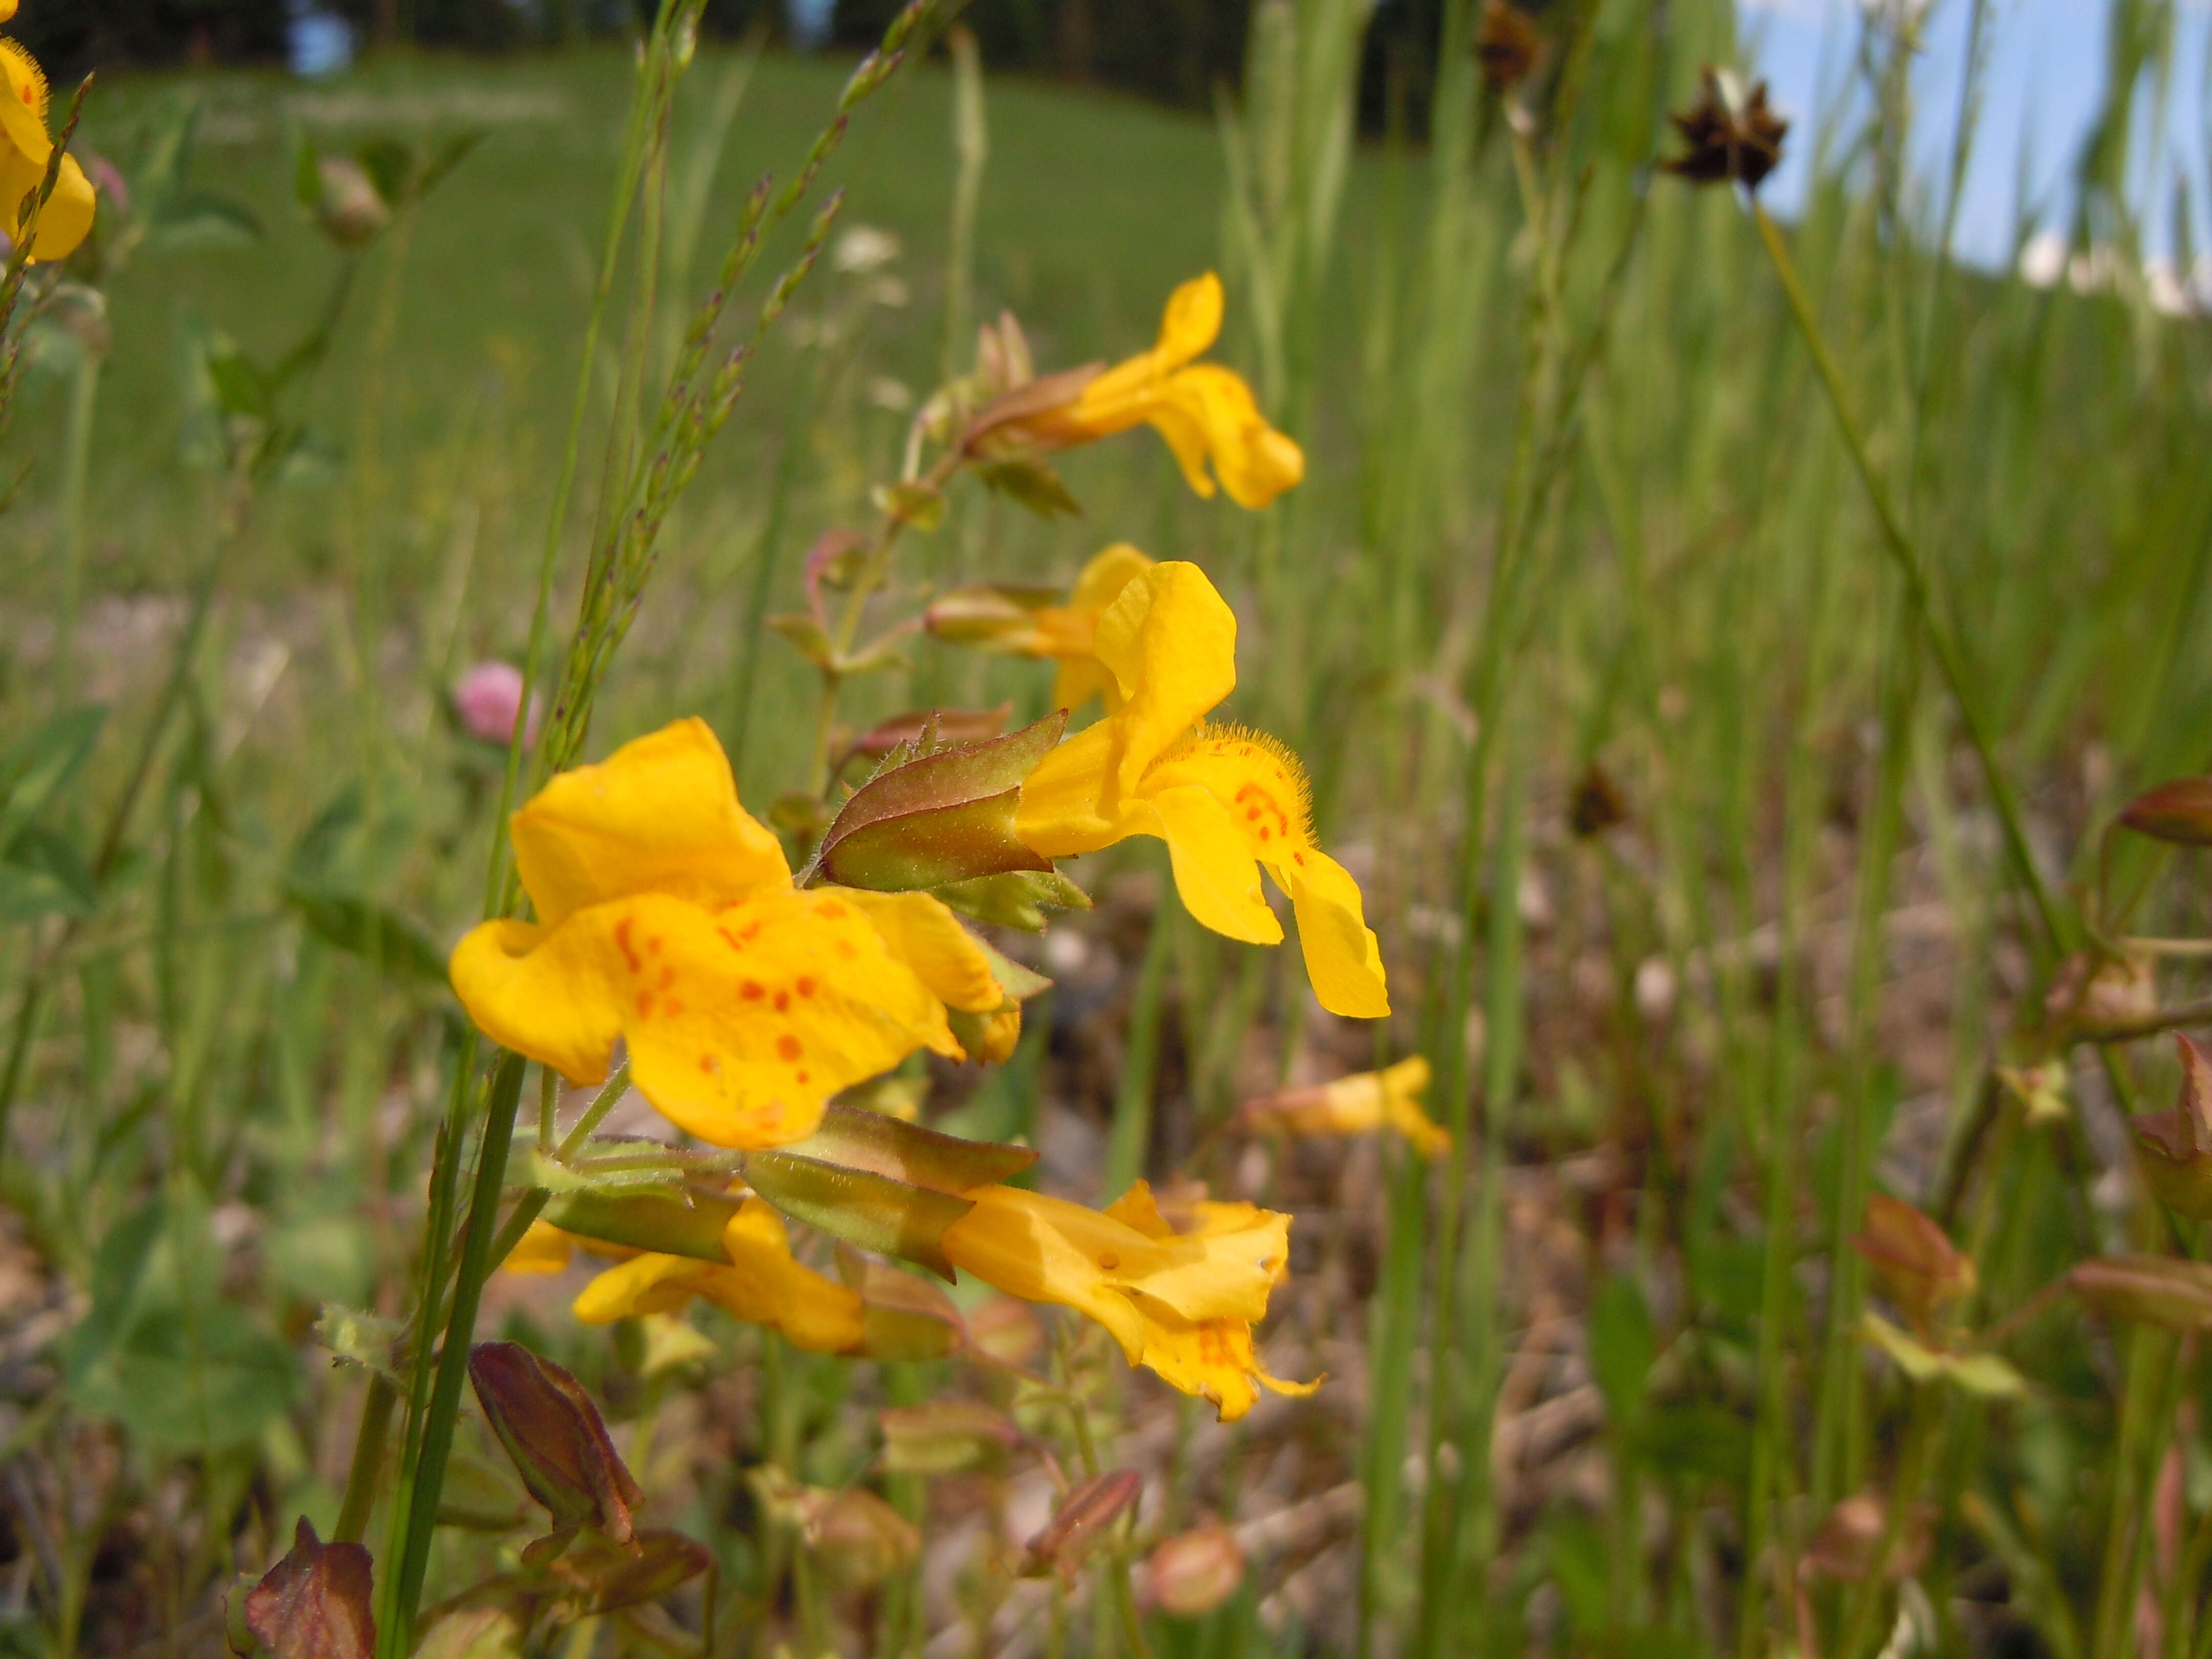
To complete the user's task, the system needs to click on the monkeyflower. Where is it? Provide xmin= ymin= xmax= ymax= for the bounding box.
xmin=0 ymin=19 xmax=95 ymax=262
xmin=570 ymin=1200 xmax=869 ymax=1355
xmin=981 ymin=274 xmax=1303 ymax=510
xmin=448 ymin=718 xmax=1022 ymax=1148
xmin=926 ymin=543 xmax=1154 ymax=713
xmin=1016 ymin=561 xmax=1388 ymax=1018
xmin=1243 ymin=1057 xmax=1449 ymax=1158
xmin=940 ymin=1181 xmax=1316 ymax=1421
xmin=454 ymin=660 xmax=542 ymax=747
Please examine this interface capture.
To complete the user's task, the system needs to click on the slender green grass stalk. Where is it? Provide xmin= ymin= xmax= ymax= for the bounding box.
xmin=940 ymin=25 xmax=987 ymax=381
xmin=1751 ymin=201 xmax=2066 ymax=956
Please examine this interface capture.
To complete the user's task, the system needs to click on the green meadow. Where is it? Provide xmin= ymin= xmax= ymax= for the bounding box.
xmin=3 ymin=2 xmax=2211 ymax=1655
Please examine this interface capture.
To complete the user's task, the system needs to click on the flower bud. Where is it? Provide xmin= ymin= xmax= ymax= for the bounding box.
xmin=879 ymin=1399 xmax=1024 ymax=1475
xmin=845 ymin=705 xmax=1012 ymax=765
xmin=453 ymin=662 xmax=540 ymax=748
xmin=966 ymin=1293 xmax=1046 ymax=1370
xmin=1474 ymin=1 xmax=1541 ymax=92
xmin=1144 ymin=1523 xmax=1245 ymax=1618
xmin=543 ymin=1528 xmax=711 ymax=1617
xmin=1021 ymin=1469 xmax=1142 ymax=1584
xmin=807 ymin=1488 xmax=922 ymax=1591
xmin=1801 ymin=1494 xmax=1932 ymax=1583
xmin=466 ymin=1342 xmax=642 ymax=1545
xmin=816 ymin=713 xmax=1068 ymax=893
xmin=242 ymin=1518 xmax=376 ymax=1659
xmin=1850 ymin=1193 xmax=1975 ymax=1333
xmin=2119 ymin=777 xmax=2212 ymax=847
xmin=313 ymin=155 xmax=391 ymax=249
xmin=2069 ymin=1254 xmax=2212 ymax=1332
xmin=922 ymin=584 xmax=1063 ymax=650
xmin=2132 ymin=1035 xmax=2212 ymax=1219
xmin=2045 ymin=951 xmax=2158 ymax=1041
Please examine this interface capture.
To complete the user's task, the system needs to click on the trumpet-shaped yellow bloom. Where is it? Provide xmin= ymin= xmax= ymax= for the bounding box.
xmin=450 ymin=719 xmax=1019 ymax=1148
xmin=1020 ymin=275 xmax=1303 ymax=510
xmin=570 ymin=1200 xmax=869 ymax=1355
xmin=1246 ymin=1058 xmax=1449 ymax=1158
xmin=1016 ymin=563 xmax=1388 ymax=1019
xmin=940 ymin=1181 xmax=1317 ymax=1421
xmin=0 ymin=35 xmax=94 ymax=262
xmin=940 ymin=544 xmax=1155 ymax=713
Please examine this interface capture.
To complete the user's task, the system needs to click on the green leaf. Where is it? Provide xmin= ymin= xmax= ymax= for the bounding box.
xmin=978 ymin=458 xmax=1083 ymax=519
xmin=1589 ymin=1272 xmax=1656 ymax=1431
xmin=314 ymin=1303 xmax=404 ymax=1384
xmin=540 ymin=1186 xmax=745 ymax=1265
xmin=147 ymin=189 xmax=264 ymax=249
xmin=204 ymin=337 xmax=273 ymax=422
xmin=783 ymin=1100 xmax=1036 ymax=1195
xmin=932 ymin=868 xmax=1093 ymax=931
xmin=284 ymin=883 xmax=450 ymax=986
xmin=871 ymin=479 xmax=948 ymax=532
xmin=416 ymin=130 xmax=489 ymax=201
xmin=353 ymin=137 xmax=416 ymax=209
xmin=1859 ymin=1311 xmax=2026 ymax=1398
xmin=61 ymin=1195 xmax=299 ymax=1453
xmin=742 ymin=1151 xmax=975 ymax=1281
xmin=0 ymin=703 xmax=105 ymax=852
xmin=1 ymin=824 xmax=97 ymax=920
xmin=770 ymin=613 xmax=838 ymax=671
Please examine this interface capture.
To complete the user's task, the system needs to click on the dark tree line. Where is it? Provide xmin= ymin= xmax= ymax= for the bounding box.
xmin=12 ymin=0 xmax=1453 ymax=137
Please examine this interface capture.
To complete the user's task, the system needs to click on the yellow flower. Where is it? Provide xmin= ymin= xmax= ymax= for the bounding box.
xmin=0 ymin=31 xmax=95 ymax=263
xmin=940 ymin=1181 xmax=1317 ymax=1421
xmin=449 ymin=718 xmax=1020 ymax=1149
xmin=569 ymin=1199 xmax=869 ymax=1356
xmin=1015 ymin=563 xmax=1388 ymax=1018
xmin=1016 ymin=274 xmax=1303 ymax=510
xmin=1244 ymin=1058 xmax=1450 ymax=1158
xmin=951 ymin=543 xmax=1155 ymax=713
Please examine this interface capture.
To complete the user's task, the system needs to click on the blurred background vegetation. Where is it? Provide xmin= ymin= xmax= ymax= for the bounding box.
xmin=5 ymin=0 xmax=2212 ymax=1654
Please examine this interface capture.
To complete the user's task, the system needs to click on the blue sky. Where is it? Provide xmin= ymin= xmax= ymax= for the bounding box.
xmin=1741 ymin=0 xmax=2212 ymax=269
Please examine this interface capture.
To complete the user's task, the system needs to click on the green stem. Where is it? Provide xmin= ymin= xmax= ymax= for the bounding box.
xmin=381 ymin=1048 xmax=527 ymax=1657
xmin=1752 ymin=202 xmax=2065 ymax=956
xmin=55 ymin=346 xmax=99 ymax=712
xmin=333 ymin=1371 xmax=395 ymax=1545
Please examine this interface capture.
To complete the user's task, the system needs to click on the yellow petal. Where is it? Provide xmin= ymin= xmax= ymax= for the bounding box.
xmin=510 ymin=718 xmax=788 ymax=928
xmin=504 ymin=1219 xmax=577 ymax=1275
xmin=1147 ymin=366 xmax=1305 ymax=511
xmin=940 ymin=1185 xmax=1150 ymax=1363
xmin=1070 ymin=274 xmax=1226 ymax=421
xmin=1051 ymin=654 xmax=1118 ymax=715
xmin=1016 ymin=721 xmax=1121 ymax=857
xmin=1281 ymin=852 xmax=1390 ymax=1019
xmin=0 ymin=42 xmax=92 ymax=263
xmin=1122 ymin=1298 xmax=1320 ymax=1422
xmin=1071 ymin=542 xmax=1157 ymax=611
xmin=0 ymin=4 xmax=17 ymax=25
xmin=449 ymin=889 xmax=959 ymax=1149
xmin=837 ymin=888 xmax=1007 ymax=1014
xmin=709 ymin=1201 xmax=868 ymax=1354
xmin=1092 ymin=563 xmax=1238 ymax=803
xmin=974 ymin=1004 xmax=1022 ymax=1065
xmin=1154 ymin=272 xmax=1225 ymax=366
xmin=1151 ymin=786 xmax=1282 ymax=946
xmin=573 ymin=1252 xmax=714 ymax=1323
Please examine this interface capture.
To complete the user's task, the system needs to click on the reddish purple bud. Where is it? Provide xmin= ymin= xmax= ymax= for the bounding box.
xmin=242 ymin=1518 xmax=375 ymax=1659
xmin=467 ymin=1341 xmax=641 ymax=1544
xmin=1022 ymin=1469 xmax=1142 ymax=1583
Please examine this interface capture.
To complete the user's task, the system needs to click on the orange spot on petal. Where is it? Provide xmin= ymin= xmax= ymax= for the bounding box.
xmin=613 ymin=916 xmax=641 ymax=972
xmin=636 ymin=991 xmax=654 ymax=1017
xmin=663 ymin=998 xmax=684 ymax=1018
xmin=795 ymin=976 xmax=816 ymax=998
xmin=741 ymin=981 xmax=764 ymax=1001
xmin=776 ymin=1034 xmax=803 ymax=1062
xmin=774 ymin=991 xmax=790 ymax=1012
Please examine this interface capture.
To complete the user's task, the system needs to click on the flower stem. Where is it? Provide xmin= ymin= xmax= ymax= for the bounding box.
xmin=381 ymin=1047 xmax=527 ymax=1656
xmin=1751 ymin=202 xmax=2065 ymax=956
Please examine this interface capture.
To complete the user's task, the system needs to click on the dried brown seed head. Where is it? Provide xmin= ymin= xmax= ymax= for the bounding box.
xmin=1474 ymin=1 xmax=1542 ymax=93
xmin=1664 ymin=67 xmax=1789 ymax=191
